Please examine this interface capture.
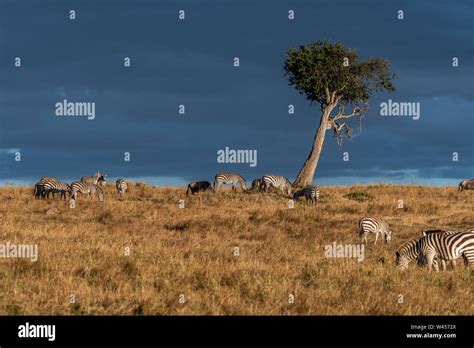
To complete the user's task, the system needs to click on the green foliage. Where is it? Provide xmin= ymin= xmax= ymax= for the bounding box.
xmin=284 ymin=40 xmax=395 ymax=108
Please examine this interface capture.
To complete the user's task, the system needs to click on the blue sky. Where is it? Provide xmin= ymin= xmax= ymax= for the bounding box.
xmin=0 ymin=0 xmax=472 ymax=186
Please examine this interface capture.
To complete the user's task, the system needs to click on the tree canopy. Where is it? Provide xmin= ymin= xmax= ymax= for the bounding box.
xmin=284 ymin=40 xmax=395 ymax=109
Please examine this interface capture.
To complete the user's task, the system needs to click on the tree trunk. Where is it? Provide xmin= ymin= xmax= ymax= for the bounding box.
xmin=293 ymin=105 xmax=335 ymax=187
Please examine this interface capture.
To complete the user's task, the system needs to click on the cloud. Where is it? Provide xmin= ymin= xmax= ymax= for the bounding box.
xmin=0 ymin=0 xmax=472 ymax=185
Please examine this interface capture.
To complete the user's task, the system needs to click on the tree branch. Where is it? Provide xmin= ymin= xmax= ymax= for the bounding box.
xmin=333 ymin=106 xmax=364 ymax=121
xmin=324 ymin=86 xmax=331 ymax=104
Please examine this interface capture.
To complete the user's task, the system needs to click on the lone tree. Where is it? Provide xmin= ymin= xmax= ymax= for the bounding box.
xmin=284 ymin=40 xmax=395 ymax=187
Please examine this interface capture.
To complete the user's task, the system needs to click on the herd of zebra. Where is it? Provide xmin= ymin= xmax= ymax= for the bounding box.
xmin=33 ymin=172 xmax=127 ymax=204
xmin=358 ymin=217 xmax=474 ymax=271
xmin=31 ymin=171 xmax=473 ymax=271
xmin=198 ymin=173 xmax=320 ymax=203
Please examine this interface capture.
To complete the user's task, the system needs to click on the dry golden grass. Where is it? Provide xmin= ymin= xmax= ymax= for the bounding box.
xmin=0 ymin=183 xmax=472 ymax=315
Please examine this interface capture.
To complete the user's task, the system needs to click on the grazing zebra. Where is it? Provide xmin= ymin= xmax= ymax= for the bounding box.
xmin=396 ymin=231 xmax=474 ymax=271
xmin=358 ymin=217 xmax=392 ymax=245
xmin=186 ymin=181 xmax=213 ymax=195
xmin=42 ymin=180 xmax=71 ymax=200
xmin=33 ymin=177 xmax=58 ymax=199
xmin=214 ymin=173 xmax=248 ymax=192
xmin=293 ymin=187 xmax=320 ymax=204
xmin=70 ymin=181 xmax=104 ymax=202
xmin=81 ymin=172 xmax=107 ymax=186
xmin=116 ymin=179 xmax=128 ymax=196
xmin=261 ymin=175 xmax=293 ymax=196
xmin=458 ymin=179 xmax=474 ymax=192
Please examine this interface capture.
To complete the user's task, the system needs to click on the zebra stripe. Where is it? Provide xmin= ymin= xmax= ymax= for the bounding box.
xmin=42 ymin=180 xmax=70 ymax=200
xmin=417 ymin=230 xmax=456 ymax=269
xmin=261 ymin=175 xmax=293 ymax=195
xmin=418 ymin=231 xmax=474 ymax=271
xmin=293 ymin=187 xmax=320 ymax=203
xmin=81 ymin=172 xmax=107 ymax=186
xmin=116 ymin=179 xmax=128 ymax=196
xmin=70 ymin=181 xmax=104 ymax=202
xmin=214 ymin=173 xmax=248 ymax=191
xmin=396 ymin=230 xmax=474 ymax=271
xmin=359 ymin=217 xmax=391 ymax=245
xmin=33 ymin=177 xmax=59 ymax=199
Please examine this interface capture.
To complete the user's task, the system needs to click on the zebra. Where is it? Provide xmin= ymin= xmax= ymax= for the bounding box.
xmin=70 ymin=181 xmax=104 ymax=202
xmin=42 ymin=180 xmax=71 ymax=200
xmin=81 ymin=172 xmax=107 ymax=186
xmin=33 ymin=177 xmax=58 ymax=199
xmin=261 ymin=175 xmax=293 ymax=196
xmin=396 ymin=231 xmax=474 ymax=271
xmin=116 ymin=179 xmax=128 ymax=196
xmin=458 ymin=179 xmax=474 ymax=192
xmin=358 ymin=217 xmax=392 ymax=245
xmin=293 ymin=187 xmax=320 ymax=204
xmin=214 ymin=173 xmax=248 ymax=192
xmin=186 ymin=181 xmax=213 ymax=195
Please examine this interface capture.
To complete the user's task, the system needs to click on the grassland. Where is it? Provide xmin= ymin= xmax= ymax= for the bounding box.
xmin=0 ymin=183 xmax=472 ymax=315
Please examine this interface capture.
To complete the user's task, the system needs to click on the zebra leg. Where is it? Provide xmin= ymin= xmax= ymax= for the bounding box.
xmin=426 ymin=253 xmax=438 ymax=272
xmin=374 ymin=232 xmax=379 ymax=245
xmin=451 ymin=259 xmax=456 ymax=270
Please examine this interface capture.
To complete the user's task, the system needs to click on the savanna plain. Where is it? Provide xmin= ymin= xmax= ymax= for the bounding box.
xmin=0 ymin=184 xmax=472 ymax=315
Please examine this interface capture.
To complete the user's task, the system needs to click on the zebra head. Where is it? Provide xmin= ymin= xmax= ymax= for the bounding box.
xmin=97 ymin=173 xmax=107 ymax=186
xmin=395 ymin=240 xmax=418 ymax=270
xmin=395 ymin=251 xmax=409 ymax=270
xmin=384 ymin=230 xmax=392 ymax=243
xmin=251 ymin=179 xmax=261 ymax=190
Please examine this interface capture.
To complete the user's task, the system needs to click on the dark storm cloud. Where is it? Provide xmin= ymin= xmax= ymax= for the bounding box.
xmin=0 ymin=0 xmax=472 ymax=185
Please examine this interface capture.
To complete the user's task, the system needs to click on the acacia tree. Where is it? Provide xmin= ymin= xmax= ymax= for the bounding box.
xmin=284 ymin=40 xmax=395 ymax=187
